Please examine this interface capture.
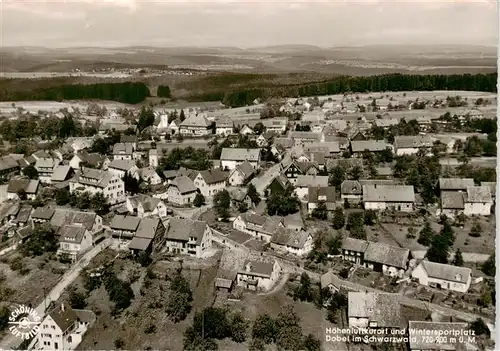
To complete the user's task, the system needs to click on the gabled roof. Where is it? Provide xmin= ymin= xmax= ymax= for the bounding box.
xmin=110 ymin=215 xmax=141 ymax=231
xmin=50 ymin=208 xmax=97 ymax=232
xmin=320 ymin=271 xmax=342 ymax=290
xmin=363 ymin=185 xmax=415 ymax=203
xmin=351 ymin=140 xmax=390 ymax=153
xmin=109 ymin=159 xmax=136 ymax=172
xmin=271 ymin=228 xmax=310 ymax=249
xmin=74 ymin=151 xmax=106 ymax=167
xmin=466 ymin=186 xmax=492 ymax=203
xmin=348 ymin=292 xmax=402 ymax=328
xmin=49 ymin=304 xmax=78 ymax=333
xmin=31 ymin=206 xmax=55 ymax=220
xmin=340 ymin=180 xmax=362 ymax=195
xmin=7 ymin=178 xmax=39 ymax=194
xmin=135 ymin=218 xmax=161 ymax=239
xmin=239 ymin=212 xmax=281 ymax=235
xmin=239 ymin=259 xmax=275 ymax=278
xmin=128 ymin=194 xmax=162 ymax=212
xmin=220 ymin=148 xmax=260 ymax=162
xmin=51 ymin=165 xmax=72 ymax=182
xmin=73 ymin=168 xmax=115 ymax=188
xmin=364 ymin=241 xmax=410 ymax=269
xmin=288 ymin=131 xmax=322 ymax=141
xmin=393 ymin=135 xmax=433 ymax=150
xmin=180 ymin=113 xmax=211 ymax=128
xmin=295 ymin=175 xmax=328 ymax=188
xmin=418 ymin=260 xmax=471 ymax=284
xmin=166 ymin=217 xmax=207 ymax=244
xmin=59 ymin=224 xmax=88 ymax=244
xmin=438 ymin=178 xmax=474 ymax=191
xmin=233 ymin=161 xmax=255 ymax=181
xmin=342 ymin=237 xmax=369 ymax=253
xmin=112 ymin=143 xmax=134 ymax=155
xmin=308 ymin=186 xmax=336 ymax=205
xmin=120 ymin=135 xmax=138 ymax=144
xmin=169 ymin=176 xmax=197 ymax=194
xmin=196 ymin=168 xmax=228 ymax=184
xmin=441 ymin=191 xmax=465 ymax=210
xmin=0 ymin=156 xmax=21 ymax=172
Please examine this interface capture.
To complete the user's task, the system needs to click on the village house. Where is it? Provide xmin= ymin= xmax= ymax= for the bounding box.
xmin=239 ymin=124 xmax=254 ymax=135
xmin=220 ymin=148 xmax=261 ymax=170
xmin=120 ymin=134 xmax=138 ymax=148
xmin=411 ymin=260 xmax=472 ymax=293
xmin=262 ymin=118 xmax=288 ymax=134
xmin=341 ymin=238 xmax=410 ymax=278
xmin=7 ymin=178 xmax=39 ymax=201
xmin=256 ymin=131 xmax=277 ymax=147
xmin=307 ymin=186 xmax=336 ymax=217
xmin=112 ymin=143 xmax=134 ymax=160
xmin=35 ymin=157 xmax=61 ymax=184
xmin=167 ymin=176 xmax=198 ymax=205
xmin=348 ymin=292 xmax=402 ymax=330
xmin=279 ymin=156 xmax=319 ymax=185
xmin=294 ymin=174 xmax=328 ymax=198
xmin=288 ymin=131 xmax=323 ymax=145
xmin=350 ymin=140 xmax=391 ymax=157
xmin=320 ymin=271 xmax=343 ymax=295
xmin=149 ymin=149 xmax=159 ymax=168
xmin=138 ymin=166 xmax=162 ymax=185
xmin=0 ymin=155 xmax=21 ymax=176
xmin=179 ymin=113 xmax=211 ymax=136
xmin=236 ymin=259 xmax=281 ymax=291
xmin=36 ymin=303 xmax=95 ymax=351
xmin=69 ymin=151 xmax=109 ymax=170
xmin=441 ymin=186 xmax=493 ymax=217
xmin=481 ymin=181 xmax=496 ymax=200
xmin=265 ymin=174 xmax=291 ymax=196
xmin=164 ymin=217 xmax=212 ymax=258
xmin=57 ymin=224 xmax=93 ymax=261
xmin=393 ymin=135 xmax=433 ymax=156
xmin=168 ymin=119 xmax=181 ymax=135
xmin=191 ymin=168 xmax=228 ymax=197
xmin=271 ymin=137 xmax=295 ymax=158
xmin=108 ymin=159 xmax=139 ymax=180
xmin=69 ymin=168 xmax=125 ymax=205
xmin=126 ymin=194 xmax=167 ymax=218
xmin=49 ymin=208 xmax=103 ymax=240
xmin=51 ymin=165 xmax=73 ymax=184
xmin=31 ymin=206 xmax=55 ymax=224
xmin=303 ymin=141 xmax=341 ymax=157
xmin=228 ymin=160 xmax=256 ymax=186
xmin=233 ymin=212 xmax=283 ymax=242
xmin=215 ymin=116 xmax=234 ymax=136
xmin=229 ymin=188 xmax=254 ymax=210
xmin=270 ymin=228 xmax=313 ymax=257
xmin=340 ymin=180 xmax=363 ymax=204
xmin=128 ymin=217 xmax=167 ymax=254
xmin=363 ymin=184 xmax=415 ymax=212
xmin=438 ymin=178 xmax=475 ymax=193
xmin=110 ymin=215 xmax=141 ymax=240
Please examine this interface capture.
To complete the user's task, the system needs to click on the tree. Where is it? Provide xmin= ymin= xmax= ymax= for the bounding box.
xmin=293 ymin=273 xmax=313 ymax=302
xmin=417 ymin=220 xmax=435 ymax=246
xmin=311 ymin=201 xmax=328 ymax=220
xmin=266 ymin=187 xmax=300 ymax=216
xmin=230 ymin=312 xmax=248 ymax=343
xmin=452 ymin=248 xmax=464 ymax=266
xmin=21 ymin=224 xmax=58 ymax=256
xmin=276 ymin=305 xmax=303 ymax=351
xmin=326 ymin=234 xmax=342 ymax=255
xmin=214 ymin=189 xmax=231 ymax=220
xmin=249 ymin=338 xmax=266 ymax=351
xmin=157 ymin=85 xmax=171 ymax=98
xmin=302 ymin=334 xmax=321 ymax=351
xmin=55 ymin=188 xmax=71 ymax=205
xmin=349 ymin=165 xmax=363 ymax=180
xmin=481 ymin=254 xmax=495 ymax=277
xmin=469 ymin=318 xmax=490 ymax=337
xmin=137 ymin=106 xmax=155 ymax=132
xmin=193 ymin=193 xmax=205 ymax=207
xmin=0 ymin=305 xmax=10 ymax=331
xmin=179 ymin=109 xmax=186 ymax=122
xmin=22 ymin=165 xmax=38 ymax=179
xmin=332 ymin=207 xmax=345 ymax=229
xmin=90 ymin=193 xmax=110 ymax=215
xmin=469 ymin=221 xmax=481 ymax=237
xmin=253 ymin=122 xmax=265 ymax=135
xmin=247 ymin=183 xmax=261 ymax=205
xmin=192 ymin=307 xmax=231 ymax=340
xmin=425 ymin=234 xmax=450 ymax=264
xmin=252 ymin=314 xmax=277 ymax=344
xmin=328 ymin=166 xmax=345 ymax=187
xmin=123 ymin=173 xmax=140 ymax=194
xmin=69 ymin=289 xmax=86 ymax=309
xmin=364 ymin=210 xmax=377 ymax=225
xmin=166 ymin=290 xmax=192 ymax=323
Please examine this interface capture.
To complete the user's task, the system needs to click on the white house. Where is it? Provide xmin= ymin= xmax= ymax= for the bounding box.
xmin=348 ymin=292 xmax=402 ymax=329
xmin=69 ymin=152 xmax=109 ymax=170
xmin=270 ymin=228 xmax=313 ymax=257
xmin=294 ymin=175 xmax=329 ymax=201
xmin=262 ymin=118 xmax=288 ymax=134
xmin=393 ymin=135 xmax=433 ymax=156
xmin=69 ymin=168 xmax=125 ymax=205
xmin=139 ymin=166 xmax=162 ymax=185
xmin=191 ymin=169 xmax=228 ymax=197
xmin=441 ymin=186 xmax=493 ymax=217
xmin=57 ymin=224 xmax=93 ymax=261
xmin=108 ymin=159 xmax=139 ymax=180
xmin=220 ymin=148 xmax=261 ymax=170
xmin=411 ymin=260 xmax=472 ymax=293
xmin=112 ymin=143 xmax=134 ymax=160
xmin=215 ymin=116 xmax=234 ymax=136
xmin=340 ymin=180 xmax=363 ymax=204
xmin=35 ymin=157 xmax=60 ymax=184
xmin=363 ymin=184 xmax=415 ymax=212
xmin=233 ymin=212 xmax=283 ymax=242
xmin=228 ymin=160 xmax=256 ymax=186
xmin=7 ymin=178 xmax=39 ymax=200
xmin=239 ymin=125 xmax=254 ymax=135
xmin=164 ymin=217 xmax=212 ymax=258
xmin=236 ymin=259 xmax=281 ymax=291
xmin=126 ymin=194 xmax=167 ymax=218
xmin=179 ymin=113 xmax=211 ymax=136
xmin=36 ymin=303 xmax=95 ymax=351
xmin=167 ymin=176 xmax=198 ymax=205
xmin=149 ymin=149 xmax=159 ymax=168
xmin=49 ymin=208 xmax=103 ymax=241
xmin=307 ymin=186 xmax=336 ymax=217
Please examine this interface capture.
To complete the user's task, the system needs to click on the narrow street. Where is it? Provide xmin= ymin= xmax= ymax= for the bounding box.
xmin=0 ymin=239 xmax=111 ymax=350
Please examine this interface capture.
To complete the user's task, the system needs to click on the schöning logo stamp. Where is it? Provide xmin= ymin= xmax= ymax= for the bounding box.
xmin=8 ymin=305 xmax=42 ymax=340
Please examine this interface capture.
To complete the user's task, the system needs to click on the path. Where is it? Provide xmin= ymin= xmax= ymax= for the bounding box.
xmin=0 ymin=239 xmax=110 ymax=350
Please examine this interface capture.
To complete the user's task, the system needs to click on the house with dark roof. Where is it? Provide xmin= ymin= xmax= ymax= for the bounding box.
xmin=35 ymin=157 xmax=61 ymax=184
xmin=126 ymin=194 xmax=167 ymax=218
xmin=270 ymin=228 xmax=313 ymax=257
xmin=266 ymin=174 xmax=291 ymax=196
xmin=341 ymin=238 xmax=410 ymax=278
xmin=7 ymin=178 xmax=39 ymax=200
xmin=438 ymin=178 xmax=475 ymax=193
xmin=307 ymin=186 xmax=336 ymax=217
xmin=215 ymin=116 xmax=234 ymax=136
xmin=220 ymin=148 xmax=261 ymax=170
xmin=167 ymin=176 xmax=198 ymax=205
xmin=363 ymin=184 xmax=415 ymax=212
xmin=441 ymin=185 xmax=493 ymax=217
xmin=229 ymin=188 xmax=254 ymax=211
xmin=191 ymin=169 xmax=228 ymax=197
xmin=51 ymin=165 xmax=73 ymax=184
xmin=228 ymin=160 xmax=256 ymax=186
xmin=179 ymin=113 xmax=212 ymax=136
xmin=236 ymin=259 xmax=281 ymax=291
xmin=108 ymin=159 xmax=139 ymax=180
xmin=233 ymin=212 xmax=283 ymax=242
xmin=36 ymin=303 xmax=95 ymax=351
xmin=109 ymin=215 xmax=141 ymax=240
xmin=164 ymin=217 xmax=212 ymax=258
xmin=411 ymin=260 xmax=472 ymax=293
xmin=294 ymin=175 xmax=329 ymax=200
xmin=350 ymin=140 xmax=392 ymax=156
xmin=348 ymin=292 xmax=402 ymax=329
xmin=0 ymin=155 xmax=21 ymax=176
xmin=57 ymin=224 xmax=93 ymax=260
xmin=49 ymin=208 xmax=103 ymax=239
xmin=138 ymin=166 xmax=162 ymax=185
xmin=279 ymin=156 xmax=319 ymax=185
xmin=69 ymin=151 xmax=109 ymax=170
xmin=128 ymin=217 xmax=167 ymax=254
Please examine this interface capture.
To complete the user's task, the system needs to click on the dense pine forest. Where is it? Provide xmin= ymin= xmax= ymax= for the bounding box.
xmin=0 ymin=72 xmax=496 ymax=106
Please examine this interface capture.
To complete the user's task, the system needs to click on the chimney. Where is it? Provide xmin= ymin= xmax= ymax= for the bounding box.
xmin=245 ymin=262 xmax=252 ymax=272
xmin=61 ymin=303 xmax=65 ymax=312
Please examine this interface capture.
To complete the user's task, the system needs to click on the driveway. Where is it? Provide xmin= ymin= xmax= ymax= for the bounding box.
xmin=0 ymin=239 xmax=110 ymax=350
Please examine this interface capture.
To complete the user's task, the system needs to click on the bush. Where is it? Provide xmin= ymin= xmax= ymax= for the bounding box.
xmin=114 ymin=338 xmax=125 ymax=349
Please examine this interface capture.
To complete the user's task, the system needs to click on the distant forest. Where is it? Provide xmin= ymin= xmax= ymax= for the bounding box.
xmin=0 ymin=73 xmax=496 ymax=106
xmin=0 ymin=81 xmax=150 ymax=104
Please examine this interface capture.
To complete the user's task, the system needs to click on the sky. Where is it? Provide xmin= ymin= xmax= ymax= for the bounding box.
xmin=0 ymin=0 xmax=498 ymax=48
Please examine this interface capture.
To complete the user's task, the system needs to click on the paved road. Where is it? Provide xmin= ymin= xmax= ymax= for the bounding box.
xmin=0 ymin=239 xmax=110 ymax=350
